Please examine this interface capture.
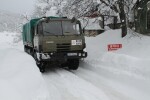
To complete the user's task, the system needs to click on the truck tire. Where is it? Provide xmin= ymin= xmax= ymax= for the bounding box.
xmin=24 ymin=46 xmax=27 ymax=53
xmin=37 ymin=62 xmax=46 ymax=73
xmin=61 ymin=62 xmax=67 ymax=68
xmin=30 ymin=49 xmax=34 ymax=57
xmin=33 ymin=52 xmax=46 ymax=73
xmin=68 ymin=59 xmax=79 ymax=70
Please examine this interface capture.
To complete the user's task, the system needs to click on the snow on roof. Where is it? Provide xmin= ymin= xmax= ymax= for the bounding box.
xmin=79 ymin=17 xmax=104 ymax=30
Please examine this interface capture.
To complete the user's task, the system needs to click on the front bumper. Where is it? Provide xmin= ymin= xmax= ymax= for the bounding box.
xmin=36 ymin=52 xmax=87 ymax=61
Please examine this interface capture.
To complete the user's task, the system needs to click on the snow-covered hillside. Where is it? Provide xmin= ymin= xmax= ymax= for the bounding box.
xmin=0 ymin=30 xmax=150 ymax=100
xmin=0 ymin=10 xmax=22 ymax=32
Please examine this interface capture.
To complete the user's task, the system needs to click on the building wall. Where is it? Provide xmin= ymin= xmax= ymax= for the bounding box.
xmin=134 ymin=0 xmax=150 ymax=35
xmin=84 ymin=30 xmax=104 ymax=37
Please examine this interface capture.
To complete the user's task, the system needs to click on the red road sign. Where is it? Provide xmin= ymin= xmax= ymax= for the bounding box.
xmin=108 ymin=44 xmax=122 ymax=51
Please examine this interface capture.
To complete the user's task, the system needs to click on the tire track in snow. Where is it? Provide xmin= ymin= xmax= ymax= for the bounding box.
xmin=70 ymin=61 xmax=150 ymax=100
xmin=70 ymin=65 xmax=133 ymax=100
xmin=42 ymin=67 xmax=110 ymax=100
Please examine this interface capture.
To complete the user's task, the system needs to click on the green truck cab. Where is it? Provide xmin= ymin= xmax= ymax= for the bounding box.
xmin=22 ymin=16 xmax=87 ymax=72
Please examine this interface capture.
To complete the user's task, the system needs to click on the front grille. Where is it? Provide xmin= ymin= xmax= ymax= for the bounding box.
xmin=57 ymin=43 xmax=71 ymax=52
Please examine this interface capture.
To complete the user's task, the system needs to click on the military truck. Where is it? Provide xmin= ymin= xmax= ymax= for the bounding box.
xmin=22 ymin=16 xmax=87 ymax=72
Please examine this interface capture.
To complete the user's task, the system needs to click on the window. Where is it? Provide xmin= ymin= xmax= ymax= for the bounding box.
xmin=42 ymin=20 xmax=81 ymax=36
xmin=62 ymin=21 xmax=80 ymax=35
xmin=43 ymin=21 xmax=62 ymax=35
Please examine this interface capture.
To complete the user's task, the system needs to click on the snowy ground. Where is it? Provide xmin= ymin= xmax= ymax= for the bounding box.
xmin=0 ymin=30 xmax=150 ymax=100
xmin=81 ymin=30 xmax=150 ymax=100
xmin=0 ymin=32 xmax=50 ymax=100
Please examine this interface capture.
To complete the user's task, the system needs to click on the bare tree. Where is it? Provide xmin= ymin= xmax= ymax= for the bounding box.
xmin=62 ymin=0 xmax=137 ymax=37
xmin=53 ymin=0 xmax=65 ymax=16
xmin=33 ymin=0 xmax=66 ymax=18
xmin=98 ymin=0 xmax=137 ymax=37
xmin=62 ymin=0 xmax=97 ymax=18
xmin=32 ymin=0 xmax=53 ymax=18
xmin=33 ymin=0 xmax=137 ymax=37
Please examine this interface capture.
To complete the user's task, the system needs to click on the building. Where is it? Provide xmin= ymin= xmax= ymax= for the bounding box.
xmin=80 ymin=17 xmax=104 ymax=36
xmin=79 ymin=12 xmax=104 ymax=37
xmin=133 ymin=0 xmax=150 ymax=35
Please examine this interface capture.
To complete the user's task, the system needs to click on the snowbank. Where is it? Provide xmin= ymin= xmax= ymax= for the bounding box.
xmin=0 ymin=32 xmax=50 ymax=100
xmin=85 ymin=30 xmax=150 ymax=100
xmin=86 ymin=29 xmax=150 ymax=59
xmin=0 ymin=31 xmax=22 ymax=45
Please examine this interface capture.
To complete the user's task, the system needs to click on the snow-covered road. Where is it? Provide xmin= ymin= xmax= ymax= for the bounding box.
xmin=0 ymin=30 xmax=150 ymax=100
xmin=43 ymin=65 xmax=110 ymax=100
xmin=42 ymin=63 xmax=125 ymax=100
xmin=42 ymin=59 xmax=150 ymax=100
xmin=42 ymin=30 xmax=150 ymax=100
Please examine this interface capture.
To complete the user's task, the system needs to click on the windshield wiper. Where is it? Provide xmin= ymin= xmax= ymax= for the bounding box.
xmin=63 ymin=31 xmax=80 ymax=36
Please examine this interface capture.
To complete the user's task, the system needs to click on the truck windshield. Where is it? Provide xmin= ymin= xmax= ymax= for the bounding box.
xmin=42 ymin=20 xmax=81 ymax=35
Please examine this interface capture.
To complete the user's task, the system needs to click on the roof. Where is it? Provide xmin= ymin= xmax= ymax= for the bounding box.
xmin=83 ymin=11 xmax=101 ymax=18
xmin=79 ymin=17 xmax=104 ymax=30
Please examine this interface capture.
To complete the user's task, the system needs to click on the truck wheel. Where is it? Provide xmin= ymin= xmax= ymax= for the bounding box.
xmin=68 ymin=59 xmax=79 ymax=70
xmin=30 ymin=49 xmax=34 ymax=57
xmin=36 ymin=61 xmax=46 ymax=73
xmin=38 ymin=62 xmax=46 ymax=73
xmin=24 ymin=46 xmax=27 ymax=53
xmin=61 ymin=63 xmax=67 ymax=68
xmin=33 ymin=52 xmax=46 ymax=73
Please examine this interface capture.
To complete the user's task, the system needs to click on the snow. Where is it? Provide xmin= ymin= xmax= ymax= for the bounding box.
xmin=43 ymin=29 xmax=150 ymax=100
xmin=84 ymin=29 xmax=150 ymax=100
xmin=0 ymin=10 xmax=22 ymax=32
xmin=43 ymin=69 xmax=110 ymax=100
xmin=0 ymin=29 xmax=150 ymax=100
xmin=0 ymin=32 xmax=50 ymax=100
xmin=79 ymin=17 xmax=104 ymax=30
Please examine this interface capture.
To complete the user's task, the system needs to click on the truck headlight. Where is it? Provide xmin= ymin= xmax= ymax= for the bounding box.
xmin=82 ymin=53 xmax=85 ymax=56
xmin=78 ymin=53 xmax=82 ymax=56
xmin=50 ymin=53 xmax=53 ymax=55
